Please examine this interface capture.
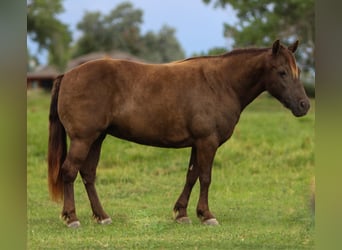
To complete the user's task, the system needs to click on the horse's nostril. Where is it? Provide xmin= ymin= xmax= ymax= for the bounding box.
xmin=300 ymin=100 xmax=310 ymax=110
xmin=300 ymin=101 xmax=306 ymax=108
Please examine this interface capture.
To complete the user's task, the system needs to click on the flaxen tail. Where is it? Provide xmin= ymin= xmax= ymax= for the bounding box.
xmin=48 ymin=74 xmax=66 ymax=202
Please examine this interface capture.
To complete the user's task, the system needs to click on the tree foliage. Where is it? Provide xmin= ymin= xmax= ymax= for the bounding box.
xmin=27 ymin=0 xmax=71 ymax=69
xmin=191 ymin=47 xmax=227 ymax=57
xmin=141 ymin=25 xmax=185 ymax=62
xmin=73 ymin=2 xmax=185 ymax=63
xmin=203 ymin=0 xmax=314 ymax=75
xmin=73 ymin=2 xmax=143 ymax=57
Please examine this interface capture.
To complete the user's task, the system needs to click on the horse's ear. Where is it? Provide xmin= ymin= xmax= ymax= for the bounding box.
xmin=288 ymin=40 xmax=299 ymax=53
xmin=272 ymin=40 xmax=280 ymax=55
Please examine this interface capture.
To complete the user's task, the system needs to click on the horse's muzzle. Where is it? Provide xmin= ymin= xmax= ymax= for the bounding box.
xmin=292 ymin=99 xmax=310 ymax=117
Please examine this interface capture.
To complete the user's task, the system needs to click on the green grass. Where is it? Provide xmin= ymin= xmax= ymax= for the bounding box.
xmin=27 ymin=90 xmax=315 ymax=249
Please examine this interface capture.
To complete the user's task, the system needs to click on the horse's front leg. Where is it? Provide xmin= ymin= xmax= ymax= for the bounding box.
xmin=173 ymin=147 xmax=198 ymax=224
xmin=195 ymin=137 xmax=219 ymax=225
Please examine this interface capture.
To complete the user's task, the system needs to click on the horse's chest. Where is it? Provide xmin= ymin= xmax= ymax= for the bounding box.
xmin=216 ymin=115 xmax=239 ymax=143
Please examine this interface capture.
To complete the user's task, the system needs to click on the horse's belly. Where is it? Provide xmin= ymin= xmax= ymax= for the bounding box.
xmin=106 ymin=119 xmax=194 ymax=148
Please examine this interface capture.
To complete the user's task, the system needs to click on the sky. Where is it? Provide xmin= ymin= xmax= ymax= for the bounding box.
xmin=28 ymin=0 xmax=238 ymax=64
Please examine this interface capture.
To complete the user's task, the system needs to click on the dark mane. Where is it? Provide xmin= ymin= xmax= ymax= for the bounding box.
xmin=222 ymin=47 xmax=270 ymax=57
xmin=179 ymin=47 xmax=270 ymax=63
xmin=177 ymin=55 xmax=217 ymax=63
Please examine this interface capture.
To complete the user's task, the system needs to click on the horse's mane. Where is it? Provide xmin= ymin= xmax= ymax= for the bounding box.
xmin=179 ymin=47 xmax=270 ymax=63
xmin=222 ymin=47 xmax=270 ymax=57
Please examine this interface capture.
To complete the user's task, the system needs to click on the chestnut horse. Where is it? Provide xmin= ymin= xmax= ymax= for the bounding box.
xmin=48 ymin=40 xmax=310 ymax=228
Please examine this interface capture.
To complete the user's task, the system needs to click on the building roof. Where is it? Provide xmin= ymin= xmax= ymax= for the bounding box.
xmin=27 ymin=51 xmax=146 ymax=80
xmin=66 ymin=51 xmax=146 ymax=71
xmin=27 ymin=65 xmax=60 ymax=80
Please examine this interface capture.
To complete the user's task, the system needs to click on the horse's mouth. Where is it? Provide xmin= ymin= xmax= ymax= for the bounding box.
xmin=292 ymin=108 xmax=309 ymax=117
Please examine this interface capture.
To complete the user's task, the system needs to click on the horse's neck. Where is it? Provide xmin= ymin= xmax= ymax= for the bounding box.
xmin=221 ymin=52 xmax=268 ymax=110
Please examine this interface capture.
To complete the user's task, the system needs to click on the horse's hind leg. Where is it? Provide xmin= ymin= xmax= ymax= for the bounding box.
xmin=61 ymin=138 xmax=94 ymax=228
xmin=79 ymin=134 xmax=112 ymax=225
xmin=173 ymin=147 xmax=199 ymax=224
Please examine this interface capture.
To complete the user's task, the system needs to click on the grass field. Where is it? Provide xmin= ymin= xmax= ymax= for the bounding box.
xmin=27 ymin=89 xmax=315 ymax=249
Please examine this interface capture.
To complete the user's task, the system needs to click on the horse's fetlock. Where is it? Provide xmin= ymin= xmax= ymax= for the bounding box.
xmin=196 ymin=209 xmax=204 ymax=218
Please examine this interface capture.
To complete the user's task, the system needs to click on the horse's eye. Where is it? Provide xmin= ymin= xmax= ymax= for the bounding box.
xmin=278 ymin=71 xmax=287 ymax=78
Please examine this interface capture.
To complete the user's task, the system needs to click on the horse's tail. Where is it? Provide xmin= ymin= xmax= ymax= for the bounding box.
xmin=48 ymin=74 xmax=66 ymax=202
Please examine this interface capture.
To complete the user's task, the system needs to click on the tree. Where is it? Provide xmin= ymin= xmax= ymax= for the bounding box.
xmin=191 ymin=47 xmax=227 ymax=57
xmin=27 ymin=47 xmax=39 ymax=72
xmin=27 ymin=0 xmax=71 ymax=70
xmin=73 ymin=2 xmax=143 ymax=58
xmin=156 ymin=25 xmax=185 ymax=62
xmin=141 ymin=25 xmax=185 ymax=63
xmin=73 ymin=2 xmax=185 ymax=63
xmin=203 ymin=0 xmax=314 ymax=78
xmin=72 ymin=11 xmax=107 ymax=57
xmin=105 ymin=2 xmax=143 ymax=55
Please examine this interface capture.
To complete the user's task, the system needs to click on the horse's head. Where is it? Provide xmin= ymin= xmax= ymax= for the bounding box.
xmin=265 ymin=40 xmax=310 ymax=117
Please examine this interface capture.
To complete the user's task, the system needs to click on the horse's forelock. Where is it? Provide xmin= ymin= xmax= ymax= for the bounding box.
xmin=284 ymin=50 xmax=299 ymax=80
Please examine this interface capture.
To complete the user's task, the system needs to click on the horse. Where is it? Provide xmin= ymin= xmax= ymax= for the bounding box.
xmin=48 ymin=40 xmax=310 ymax=228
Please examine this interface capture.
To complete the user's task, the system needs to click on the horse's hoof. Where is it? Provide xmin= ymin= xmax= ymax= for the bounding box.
xmin=175 ymin=216 xmax=192 ymax=224
xmin=202 ymin=218 xmax=219 ymax=226
xmin=67 ymin=220 xmax=81 ymax=228
xmin=98 ymin=217 xmax=112 ymax=225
